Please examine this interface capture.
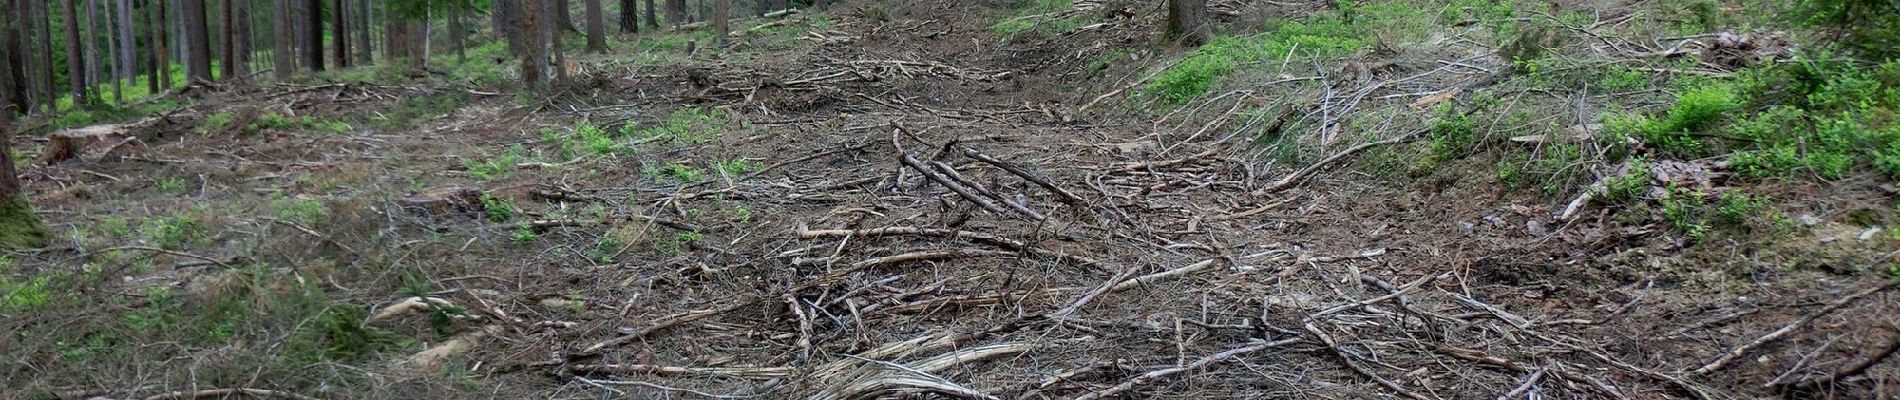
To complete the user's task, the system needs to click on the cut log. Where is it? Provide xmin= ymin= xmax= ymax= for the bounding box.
xmin=42 ymin=123 xmax=140 ymax=164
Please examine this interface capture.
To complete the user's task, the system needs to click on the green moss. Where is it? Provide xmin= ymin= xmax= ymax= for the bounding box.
xmin=0 ymin=196 xmax=50 ymax=249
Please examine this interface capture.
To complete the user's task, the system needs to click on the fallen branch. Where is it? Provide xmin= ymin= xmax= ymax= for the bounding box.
xmin=1773 ymin=332 xmax=1900 ymax=393
xmin=1255 ymin=128 xmax=1428 ymax=195
xmin=853 ymin=249 xmax=1017 ymax=268
xmin=1305 ymin=322 xmax=1434 ymax=400
xmin=1688 ymin=281 xmax=1897 ymax=376
xmin=959 ymin=146 xmax=1089 ymax=206
xmin=141 ymin=388 xmax=322 ymax=400
xmin=1069 ymin=338 xmax=1300 ymax=400
xmin=567 ymin=363 xmax=795 ymax=379
xmin=573 ymin=300 xmax=759 ymax=357
xmin=903 ymin=153 xmax=1040 ymax=221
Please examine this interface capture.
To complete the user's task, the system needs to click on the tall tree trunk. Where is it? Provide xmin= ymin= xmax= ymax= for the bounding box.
xmin=0 ymin=117 xmax=48 ymax=249
xmin=353 ymin=0 xmax=370 ymax=65
xmin=642 ymin=0 xmax=657 ymax=29
xmin=617 ymin=0 xmax=637 ymax=33
xmin=64 ymin=0 xmax=88 ymax=105
xmin=450 ymin=5 xmax=466 ymax=64
xmin=302 ymin=0 xmax=321 ymax=71
xmin=232 ymin=0 xmax=248 ymax=78
xmin=1165 ymin=0 xmax=1209 ymax=46
xmin=104 ymin=0 xmax=121 ymax=104
xmin=712 ymin=0 xmax=727 ymax=49
xmin=88 ymin=0 xmax=104 ymax=102
xmin=556 ymin=0 xmax=574 ymax=32
xmin=180 ymin=0 xmax=210 ymax=81
xmin=666 ymin=0 xmax=683 ymax=27
xmin=496 ymin=0 xmax=521 ymax=55
xmin=1 ymin=0 xmax=27 ymax=115
xmin=219 ymin=0 xmax=235 ymax=80
xmin=116 ymin=0 xmax=132 ymax=98
xmin=38 ymin=0 xmax=57 ymax=110
xmin=272 ymin=0 xmax=291 ymax=78
xmin=147 ymin=0 xmax=161 ymax=91
xmin=585 ymin=0 xmax=604 ymax=52
xmin=518 ymin=0 xmax=543 ymax=86
xmin=331 ymin=0 xmax=347 ymax=68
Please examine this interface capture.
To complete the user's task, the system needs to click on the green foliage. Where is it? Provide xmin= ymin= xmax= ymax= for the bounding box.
xmin=1659 ymin=186 xmax=1712 ymax=242
xmin=511 ymin=225 xmax=538 ymax=242
xmin=376 ymin=93 xmax=469 ymax=130
xmin=1145 ymin=5 xmax=1413 ymax=103
xmin=481 ymin=195 xmax=516 ymax=223
xmin=462 ymin=145 xmax=523 ymax=181
xmin=139 ymin=213 xmax=206 ymax=250
xmin=1428 ymin=112 xmax=1478 ymax=161
xmin=156 ymin=177 xmax=189 ymax=194
xmin=272 ymin=197 xmax=329 ymax=225
xmin=651 ymin=163 xmax=705 ymax=183
xmin=1599 ymin=158 xmax=1651 ymax=204
xmin=0 ymin=265 xmax=53 ymax=312
xmin=627 ymin=108 xmax=726 ymax=144
xmin=990 ymin=0 xmax=1090 ymax=41
xmin=1786 ymin=0 xmax=1900 ymax=59
xmin=712 ymin=158 xmax=761 ymax=177
xmin=1707 ymin=56 xmax=1900 ymax=180
xmin=202 ymin=112 xmax=236 ymax=135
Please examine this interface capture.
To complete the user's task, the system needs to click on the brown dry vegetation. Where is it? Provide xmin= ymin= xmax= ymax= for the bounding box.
xmin=4 ymin=0 xmax=1899 ymax=399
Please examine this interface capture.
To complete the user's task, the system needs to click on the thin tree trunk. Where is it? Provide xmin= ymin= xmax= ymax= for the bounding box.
xmin=272 ymin=0 xmax=291 ymax=78
xmin=38 ymin=0 xmax=57 ymax=110
xmin=451 ymin=5 xmax=466 ymax=64
xmin=496 ymin=0 xmax=521 ymax=54
xmin=104 ymin=0 xmax=121 ymax=103
xmin=642 ymin=0 xmax=656 ymax=29
xmin=218 ymin=0 xmax=234 ymax=80
xmin=0 ymin=0 xmax=27 ymax=115
xmin=585 ymin=0 xmax=605 ymax=52
xmin=89 ymin=0 xmax=104 ymax=102
xmin=518 ymin=0 xmax=543 ymax=86
xmin=180 ymin=0 xmax=210 ymax=81
xmin=232 ymin=0 xmax=247 ymax=78
xmin=556 ymin=0 xmax=574 ymax=32
xmin=146 ymin=0 xmax=160 ymax=91
xmin=354 ymin=0 xmax=370 ymax=65
xmin=546 ymin=0 xmax=564 ymax=80
xmin=302 ymin=0 xmax=321 ymax=71
xmin=618 ymin=0 xmax=637 ymax=33
xmin=712 ymin=0 xmax=727 ymax=49
xmin=331 ymin=0 xmax=347 ymax=68
xmin=116 ymin=0 xmax=132 ymax=97
xmin=64 ymin=0 xmax=88 ymax=105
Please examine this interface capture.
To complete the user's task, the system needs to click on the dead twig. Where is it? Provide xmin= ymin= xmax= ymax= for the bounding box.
xmin=1068 ymin=338 xmax=1301 ymax=400
xmin=1772 ymin=331 xmax=1900 ymax=393
xmin=903 ymin=153 xmax=1041 ymax=221
xmin=1305 ymin=322 xmax=1435 ymax=400
xmin=1688 ymin=281 xmax=1897 ymax=376
xmin=140 ymin=388 xmax=322 ymax=400
xmin=959 ymin=146 xmax=1089 ymax=206
xmin=1255 ymin=128 xmax=1428 ymax=195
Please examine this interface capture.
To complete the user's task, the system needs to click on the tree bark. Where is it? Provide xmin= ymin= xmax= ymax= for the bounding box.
xmin=496 ymin=0 xmax=521 ymax=55
xmin=180 ymin=0 xmax=211 ymax=81
xmin=546 ymin=0 xmax=564 ymax=80
xmin=116 ymin=0 xmax=133 ymax=97
xmin=353 ymin=0 xmax=369 ymax=65
xmin=64 ymin=0 xmax=88 ymax=104
xmin=712 ymin=0 xmax=727 ymax=49
xmin=88 ymin=0 xmax=105 ymax=102
xmin=617 ymin=0 xmax=637 ymax=34
xmin=585 ymin=0 xmax=605 ymax=52
xmin=271 ymin=0 xmax=292 ymax=78
xmin=218 ymin=0 xmax=235 ymax=80
xmin=0 ymin=0 xmax=26 ymax=115
xmin=302 ymin=0 xmax=321 ymax=71
xmin=642 ymin=0 xmax=657 ymax=29
xmin=1166 ymin=0 xmax=1209 ymax=46
xmin=556 ymin=0 xmax=574 ymax=32
xmin=232 ymin=0 xmax=248 ymax=78
xmin=518 ymin=0 xmax=544 ymax=86
xmin=0 ymin=117 xmax=48 ymax=249
xmin=666 ymin=0 xmax=683 ymax=27
xmin=331 ymin=0 xmax=347 ymax=68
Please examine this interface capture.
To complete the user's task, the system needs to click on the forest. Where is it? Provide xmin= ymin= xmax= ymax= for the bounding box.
xmin=1 ymin=0 xmax=1898 ymax=398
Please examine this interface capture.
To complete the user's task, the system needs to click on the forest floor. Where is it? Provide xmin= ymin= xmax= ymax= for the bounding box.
xmin=5 ymin=0 xmax=1900 ymax=399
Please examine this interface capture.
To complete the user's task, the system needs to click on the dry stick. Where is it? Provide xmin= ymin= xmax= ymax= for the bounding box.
xmin=1309 ymin=273 xmax=1443 ymax=318
xmin=852 ymin=249 xmax=1017 ymax=268
xmin=1498 ymin=369 xmax=1547 ymax=400
xmin=573 ymin=300 xmax=759 ymax=357
xmin=902 ymin=153 xmax=1034 ymax=220
xmin=1068 ymin=338 xmax=1301 ymax=400
xmin=1774 ymin=332 xmax=1900 ymax=393
xmin=566 ymin=364 xmax=794 ymax=379
xmin=931 ymin=160 xmax=1046 ymax=220
xmin=959 ymin=146 xmax=1088 ymax=206
xmin=89 ymin=246 xmax=234 ymax=269
xmin=1254 ymin=127 xmax=1429 ymax=195
xmin=141 ymin=388 xmax=322 ymax=400
xmin=1071 ymin=58 xmax=1183 ymax=119
xmin=1688 ymin=281 xmax=1898 ymax=376
xmin=798 ymin=226 xmax=1101 ymax=267
xmin=1305 ymin=322 xmax=1436 ymax=400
